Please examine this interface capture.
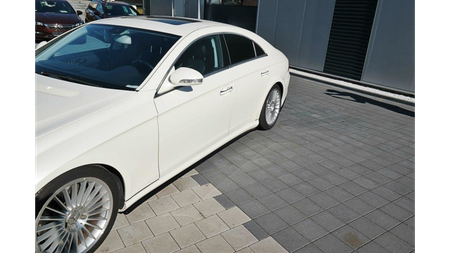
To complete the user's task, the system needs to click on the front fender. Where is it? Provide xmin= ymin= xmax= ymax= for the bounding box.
xmin=35 ymin=90 xmax=159 ymax=201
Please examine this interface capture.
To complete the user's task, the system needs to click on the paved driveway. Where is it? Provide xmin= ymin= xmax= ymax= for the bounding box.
xmin=35 ymin=2 xmax=415 ymax=251
xmin=96 ymin=75 xmax=414 ymax=253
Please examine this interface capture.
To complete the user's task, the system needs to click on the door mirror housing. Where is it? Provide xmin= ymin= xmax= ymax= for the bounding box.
xmin=170 ymin=67 xmax=203 ymax=86
xmin=35 ymin=41 xmax=47 ymax=50
xmin=158 ymin=67 xmax=204 ymax=95
xmin=77 ymin=10 xmax=83 ymax=16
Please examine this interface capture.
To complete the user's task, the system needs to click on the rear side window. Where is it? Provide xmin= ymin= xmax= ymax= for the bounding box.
xmin=254 ymin=42 xmax=266 ymax=57
xmin=224 ymin=34 xmax=255 ymax=65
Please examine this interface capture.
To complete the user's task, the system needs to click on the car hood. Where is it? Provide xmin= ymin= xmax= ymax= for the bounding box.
xmin=36 ymin=74 xmax=133 ymax=139
xmin=36 ymin=12 xmax=80 ymax=24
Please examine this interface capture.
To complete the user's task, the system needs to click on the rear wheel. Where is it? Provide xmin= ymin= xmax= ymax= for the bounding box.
xmin=35 ymin=166 xmax=120 ymax=253
xmin=258 ymin=85 xmax=282 ymax=130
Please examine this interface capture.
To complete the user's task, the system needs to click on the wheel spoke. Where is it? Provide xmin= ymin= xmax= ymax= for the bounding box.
xmin=82 ymin=226 xmax=96 ymax=240
xmin=78 ymin=230 xmax=88 ymax=249
xmin=54 ymin=232 xmax=70 ymax=253
xmin=77 ymin=181 xmax=87 ymax=207
xmin=71 ymin=183 xmax=78 ymax=208
xmin=40 ymin=216 xmax=66 ymax=221
xmin=62 ymin=188 xmax=74 ymax=210
xmin=88 ymin=207 xmax=109 ymax=216
xmin=88 ymin=198 xmax=110 ymax=213
xmin=86 ymin=191 xmax=108 ymax=210
xmin=84 ymin=221 xmax=103 ymax=231
xmin=37 ymin=225 xmax=64 ymax=244
xmin=54 ymin=196 xmax=69 ymax=212
xmin=84 ymin=185 xmax=103 ymax=208
xmin=80 ymin=181 xmax=95 ymax=206
xmin=39 ymin=227 xmax=64 ymax=252
xmin=37 ymin=221 xmax=63 ymax=233
xmin=46 ymin=206 xmax=67 ymax=216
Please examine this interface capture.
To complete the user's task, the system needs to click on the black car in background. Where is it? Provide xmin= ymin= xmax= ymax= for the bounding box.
xmin=85 ymin=0 xmax=139 ymax=23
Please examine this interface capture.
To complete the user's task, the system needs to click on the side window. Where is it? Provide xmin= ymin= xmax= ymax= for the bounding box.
xmin=224 ymin=34 xmax=256 ymax=65
xmin=254 ymin=42 xmax=266 ymax=57
xmin=96 ymin=3 xmax=103 ymax=14
xmin=175 ymin=35 xmax=228 ymax=76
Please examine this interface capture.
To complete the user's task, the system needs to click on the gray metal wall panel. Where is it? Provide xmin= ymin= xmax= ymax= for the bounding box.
xmin=362 ymin=0 xmax=415 ymax=93
xmin=297 ymin=0 xmax=335 ymax=71
xmin=174 ymin=0 xmax=184 ymax=17
xmin=256 ymin=0 xmax=335 ymax=72
xmin=185 ymin=0 xmax=199 ymax=18
xmin=149 ymin=0 xmax=172 ymax=16
xmin=273 ymin=0 xmax=306 ymax=67
xmin=256 ymin=0 xmax=278 ymax=42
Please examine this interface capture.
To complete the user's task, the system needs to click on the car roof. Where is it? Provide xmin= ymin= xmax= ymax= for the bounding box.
xmin=91 ymin=16 xmax=234 ymax=37
xmin=102 ymin=1 xmax=130 ymax=6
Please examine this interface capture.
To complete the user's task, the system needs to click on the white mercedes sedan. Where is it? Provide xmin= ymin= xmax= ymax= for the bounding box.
xmin=35 ymin=16 xmax=289 ymax=253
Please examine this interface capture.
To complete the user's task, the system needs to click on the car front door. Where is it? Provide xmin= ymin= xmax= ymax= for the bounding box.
xmin=154 ymin=34 xmax=233 ymax=177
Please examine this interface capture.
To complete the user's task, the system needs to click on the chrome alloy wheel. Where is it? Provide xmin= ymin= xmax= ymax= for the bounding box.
xmin=36 ymin=178 xmax=113 ymax=253
xmin=265 ymin=88 xmax=281 ymax=126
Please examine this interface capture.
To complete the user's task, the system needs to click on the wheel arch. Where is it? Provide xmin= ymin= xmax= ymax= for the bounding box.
xmin=93 ymin=163 xmax=126 ymax=209
xmin=36 ymin=163 xmax=126 ymax=211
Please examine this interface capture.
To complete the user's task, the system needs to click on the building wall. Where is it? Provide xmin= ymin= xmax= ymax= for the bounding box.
xmin=361 ymin=0 xmax=415 ymax=93
xmin=141 ymin=0 xmax=415 ymax=94
xmin=143 ymin=0 xmax=204 ymax=18
xmin=257 ymin=0 xmax=415 ymax=94
xmin=257 ymin=0 xmax=336 ymax=72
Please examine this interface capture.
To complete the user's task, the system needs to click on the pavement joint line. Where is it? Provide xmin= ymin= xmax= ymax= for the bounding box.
xmin=294 ymin=189 xmax=415 ymax=253
xmin=285 ymin=173 xmax=411 ymax=234
xmin=218 ymin=152 xmax=412 ymax=214
xmin=212 ymin=153 xmax=413 ymax=251
xmin=349 ymin=214 xmax=415 ymax=253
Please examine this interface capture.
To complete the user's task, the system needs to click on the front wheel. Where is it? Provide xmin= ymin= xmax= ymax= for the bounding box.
xmin=35 ymin=166 xmax=120 ymax=253
xmin=258 ymin=85 xmax=282 ymax=130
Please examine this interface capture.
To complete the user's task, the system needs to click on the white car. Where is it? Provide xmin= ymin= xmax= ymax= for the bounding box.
xmin=35 ymin=16 xmax=290 ymax=253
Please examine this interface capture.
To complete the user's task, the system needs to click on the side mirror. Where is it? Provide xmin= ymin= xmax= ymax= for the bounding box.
xmin=170 ymin=67 xmax=203 ymax=86
xmin=158 ymin=67 xmax=203 ymax=95
xmin=77 ymin=10 xmax=83 ymax=16
xmin=35 ymin=41 xmax=47 ymax=50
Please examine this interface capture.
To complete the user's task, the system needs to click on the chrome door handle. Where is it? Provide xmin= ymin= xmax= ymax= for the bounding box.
xmin=261 ymin=70 xmax=269 ymax=77
xmin=220 ymin=86 xmax=233 ymax=96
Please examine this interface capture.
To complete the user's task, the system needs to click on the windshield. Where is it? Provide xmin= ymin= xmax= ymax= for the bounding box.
xmin=35 ymin=24 xmax=180 ymax=91
xmin=105 ymin=4 xmax=139 ymax=16
xmin=35 ymin=0 xmax=76 ymax=14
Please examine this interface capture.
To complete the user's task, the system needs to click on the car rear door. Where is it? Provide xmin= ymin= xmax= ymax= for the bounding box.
xmin=224 ymin=34 xmax=273 ymax=133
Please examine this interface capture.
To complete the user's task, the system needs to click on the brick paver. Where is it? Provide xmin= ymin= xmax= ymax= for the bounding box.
xmin=96 ymin=75 xmax=414 ymax=252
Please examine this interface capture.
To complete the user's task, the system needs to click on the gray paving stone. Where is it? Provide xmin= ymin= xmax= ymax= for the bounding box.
xmin=292 ymin=198 xmax=323 ymax=216
xmin=254 ymin=213 xmax=289 ymax=235
xmin=374 ymin=232 xmax=414 ymax=253
xmin=272 ymin=227 xmax=309 ymax=252
xmin=258 ymin=193 xmax=289 ymax=211
xmin=191 ymin=174 xmax=209 ymax=186
xmin=314 ymin=234 xmax=353 ymax=253
xmin=243 ymin=220 xmax=270 ymax=240
xmin=238 ymin=199 xmax=271 ymax=219
xmin=274 ymin=205 xmax=307 ymax=225
xmin=225 ymin=188 xmax=254 ymax=206
xmin=214 ymin=194 xmax=236 ymax=210
xmin=292 ymin=218 xmax=328 ymax=241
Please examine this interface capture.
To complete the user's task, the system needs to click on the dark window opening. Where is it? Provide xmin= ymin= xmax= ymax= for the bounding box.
xmin=254 ymin=42 xmax=266 ymax=57
xmin=224 ymin=34 xmax=255 ymax=65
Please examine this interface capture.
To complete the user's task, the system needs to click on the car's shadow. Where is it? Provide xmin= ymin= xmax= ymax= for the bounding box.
xmin=324 ymin=89 xmax=415 ymax=117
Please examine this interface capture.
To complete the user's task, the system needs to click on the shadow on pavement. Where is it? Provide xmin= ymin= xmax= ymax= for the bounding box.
xmin=324 ymin=89 xmax=415 ymax=117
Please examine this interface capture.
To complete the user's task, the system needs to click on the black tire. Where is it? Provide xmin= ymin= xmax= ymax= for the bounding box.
xmin=32 ymin=166 xmax=121 ymax=253
xmin=258 ymin=84 xmax=282 ymax=130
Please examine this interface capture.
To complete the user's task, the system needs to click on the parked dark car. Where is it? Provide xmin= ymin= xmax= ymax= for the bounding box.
xmin=85 ymin=0 xmax=139 ymax=23
xmin=35 ymin=0 xmax=84 ymax=42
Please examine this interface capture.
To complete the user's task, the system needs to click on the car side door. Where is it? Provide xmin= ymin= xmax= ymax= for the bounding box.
xmin=154 ymin=34 xmax=234 ymax=178
xmin=224 ymin=34 xmax=273 ymax=133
